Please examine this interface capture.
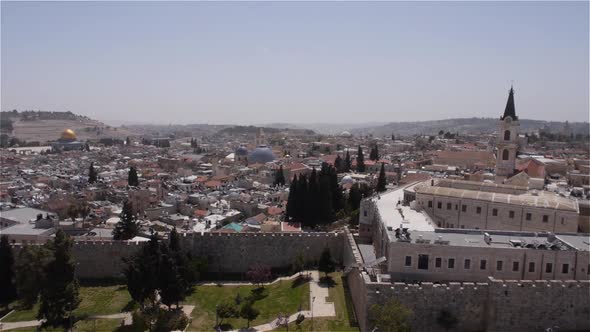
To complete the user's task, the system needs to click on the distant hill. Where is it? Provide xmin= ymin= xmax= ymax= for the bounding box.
xmin=347 ymin=118 xmax=590 ymax=137
xmin=215 ymin=125 xmax=315 ymax=137
xmin=0 ymin=110 xmax=137 ymax=143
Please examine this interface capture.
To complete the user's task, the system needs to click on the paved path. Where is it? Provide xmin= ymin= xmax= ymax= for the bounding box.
xmin=199 ymin=271 xmax=312 ymax=287
xmin=0 ymin=306 xmax=195 ymax=331
xmin=309 ymin=271 xmax=336 ymax=318
xmin=0 ymin=319 xmax=43 ymax=331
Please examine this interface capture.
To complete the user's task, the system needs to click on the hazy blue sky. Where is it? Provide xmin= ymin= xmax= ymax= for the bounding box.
xmin=2 ymin=1 xmax=588 ymax=125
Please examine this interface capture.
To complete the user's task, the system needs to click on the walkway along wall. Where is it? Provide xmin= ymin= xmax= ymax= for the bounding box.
xmin=346 ymin=269 xmax=590 ymax=332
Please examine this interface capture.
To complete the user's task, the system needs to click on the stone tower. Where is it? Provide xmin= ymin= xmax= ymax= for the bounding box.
xmin=495 ymin=86 xmax=520 ymax=177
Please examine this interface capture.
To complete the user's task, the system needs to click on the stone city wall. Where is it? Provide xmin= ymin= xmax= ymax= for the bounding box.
xmin=180 ymin=231 xmax=345 ymax=274
xmin=11 ymin=231 xmax=345 ymax=279
xmin=346 ymin=269 xmax=590 ymax=332
xmin=11 ymin=241 xmax=141 ymax=280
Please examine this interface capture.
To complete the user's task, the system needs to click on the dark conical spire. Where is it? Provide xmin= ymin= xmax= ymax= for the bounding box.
xmin=501 ymin=86 xmax=517 ymax=120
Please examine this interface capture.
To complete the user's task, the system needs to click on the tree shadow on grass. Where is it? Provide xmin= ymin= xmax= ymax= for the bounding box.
xmin=319 ymin=276 xmax=337 ymax=288
xmin=218 ymin=323 xmax=234 ymax=331
xmin=246 ymin=287 xmax=268 ymax=302
xmin=291 ymin=275 xmax=311 ymax=288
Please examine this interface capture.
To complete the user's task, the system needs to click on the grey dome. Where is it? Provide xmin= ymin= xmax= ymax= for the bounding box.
xmin=248 ymin=145 xmax=276 ymax=163
xmin=235 ymin=145 xmax=249 ymax=156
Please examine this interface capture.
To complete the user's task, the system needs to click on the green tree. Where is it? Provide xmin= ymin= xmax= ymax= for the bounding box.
xmin=15 ymin=245 xmax=52 ymax=308
xmin=67 ymin=203 xmax=78 ymax=222
xmin=369 ymin=299 xmax=413 ymax=332
xmin=158 ymin=246 xmax=185 ymax=309
xmin=126 ymin=136 xmax=131 ymax=146
xmin=123 ymin=233 xmax=160 ymax=310
xmin=216 ymin=302 xmax=238 ymax=327
xmin=318 ymin=247 xmax=335 ymax=278
xmin=348 ymin=183 xmax=373 ymax=211
xmin=37 ymin=230 xmax=81 ymax=329
xmin=113 ymin=200 xmax=140 ymax=240
xmin=304 ymin=168 xmax=320 ymax=228
xmin=0 ymin=235 xmax=17 ymax=308
xmin=376 ymin=163 xmax=387 ymax=192
xmin=128 ymin=166 xmax=139 ymax=187
xmin=286 ymin=175 xmax=298 ymax=221
xmin=318 ymin=169 xmax=334 ymax=223
xmin=369 ymin=145 xmax=379 ymax=161
xmin=295 ymin=175 xmax=307 ymax=221
xmin=391 ymin=133 xmax=395 ymax=141
xmin=356 ymin=146 xmax=366 ymax=172
xmin=88 ymin=162 xmax=97 ymax=183
xmin=292 ymin=251 xmax=305 ymax=276
xmin=240 ymin=301 xmax=260 ymax=328
xmin=334 ymin=154 xmax=343 ymax=173
xmin=274 ymin=165 xmax=286 ymax=186
xmin=344 ymin=150 xmax=352 ymax=172
xmin=437 ymin=308 xmax=459 ymax=332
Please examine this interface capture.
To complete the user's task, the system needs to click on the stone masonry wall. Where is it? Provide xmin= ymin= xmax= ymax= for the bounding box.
xmin=486 ymin=278 xmax=590 ymax=331
xmin=180 ymin=231 xmax=345 ymax=273
xmin=12 ymin=232 xmax=345 ymax=280
xmin=346 ymin=269 xmax=590 ymax=332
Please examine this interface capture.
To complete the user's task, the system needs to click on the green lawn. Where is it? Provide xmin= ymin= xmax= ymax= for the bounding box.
xmin=185 ymin=277 xmax=310 ymax=331
xmin=1 ymin=285 xmax=132 ymax=323
xmin=4 ymin=319 xmax=127 ymax=332
xmin=274 ymin=272 xmax=359 ymax=332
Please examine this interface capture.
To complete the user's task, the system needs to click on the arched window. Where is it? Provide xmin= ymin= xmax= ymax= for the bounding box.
xmin=502 ymin=149 xmax=510 ymax=160
xmin=504 ymin=130 xmax=511 ymax=141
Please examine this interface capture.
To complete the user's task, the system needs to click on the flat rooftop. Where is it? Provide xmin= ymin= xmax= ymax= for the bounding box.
xmin=556 ymin=234 xmax=590 ymax=251
xmin=0 ymin=207 xmax=54 ymax=224
xmin=415 ymin=184 xmax=579 ymax=213
xmin=396 ymin=229 xmax=576 ymax=251
xmin=373 ymin=185 xmax=435 ymax=234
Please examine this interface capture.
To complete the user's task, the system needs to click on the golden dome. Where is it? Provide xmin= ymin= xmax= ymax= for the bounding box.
xmin=61 ymin=129 xmax=77 ymax=140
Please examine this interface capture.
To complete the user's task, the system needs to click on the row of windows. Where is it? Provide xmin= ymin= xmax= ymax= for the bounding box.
xmin=427 ymin=201 xmax=557 ymax=223
xmin=404 ymin=255 xmax=572 ymax=274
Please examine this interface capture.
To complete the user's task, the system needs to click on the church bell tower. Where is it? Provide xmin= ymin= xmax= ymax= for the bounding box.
xmin=495 ymin=86 xmax=520 ymax=177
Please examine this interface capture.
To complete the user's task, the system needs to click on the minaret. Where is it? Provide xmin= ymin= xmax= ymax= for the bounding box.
xmin=495 ymin=86 xmax=520 ymax=177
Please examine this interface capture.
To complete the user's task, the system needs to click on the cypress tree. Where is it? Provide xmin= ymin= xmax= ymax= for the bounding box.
xmin=295 ymin=175 xmax=307 ymax=221
xmin=304 ymin=169 xmax=320 ymax=228
xmin=158 ymin=245 xmax=185 ymax=309
xmin=0 ymin=235 xmax=17 ymax=307
xmin=38 ymin=230 xmax=81 ymax=329
xmin=377 ymin=163 xmax=387 ymax=192
xmin=334 ymin=155 xmax=343 ymax=173
xmin=88 ymin=162 xmax=97 ymax=184
xmin=370 ymin=145 xmax=379 ymax=161
xmin=128 ymin=166 xmax=139 ymax=187
xmin=113 ymin=201 xmax=140 ymax=240
xmin=124 ymin=232 xmax=160 ymax=309
xmin=356 ymin=146 xmax=366 ymax=173
xmin=318 ymin=165 xmax=334 ymax=223
xmin=329 ymin=167 xmax=344 ymax=212
xmin=344 ymin=151 xmax=352 ymax=172
xmin=274 ymin=165 xmax=286 ymax=186
xmin=286 ymin=175 xmax=298 ymax=221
